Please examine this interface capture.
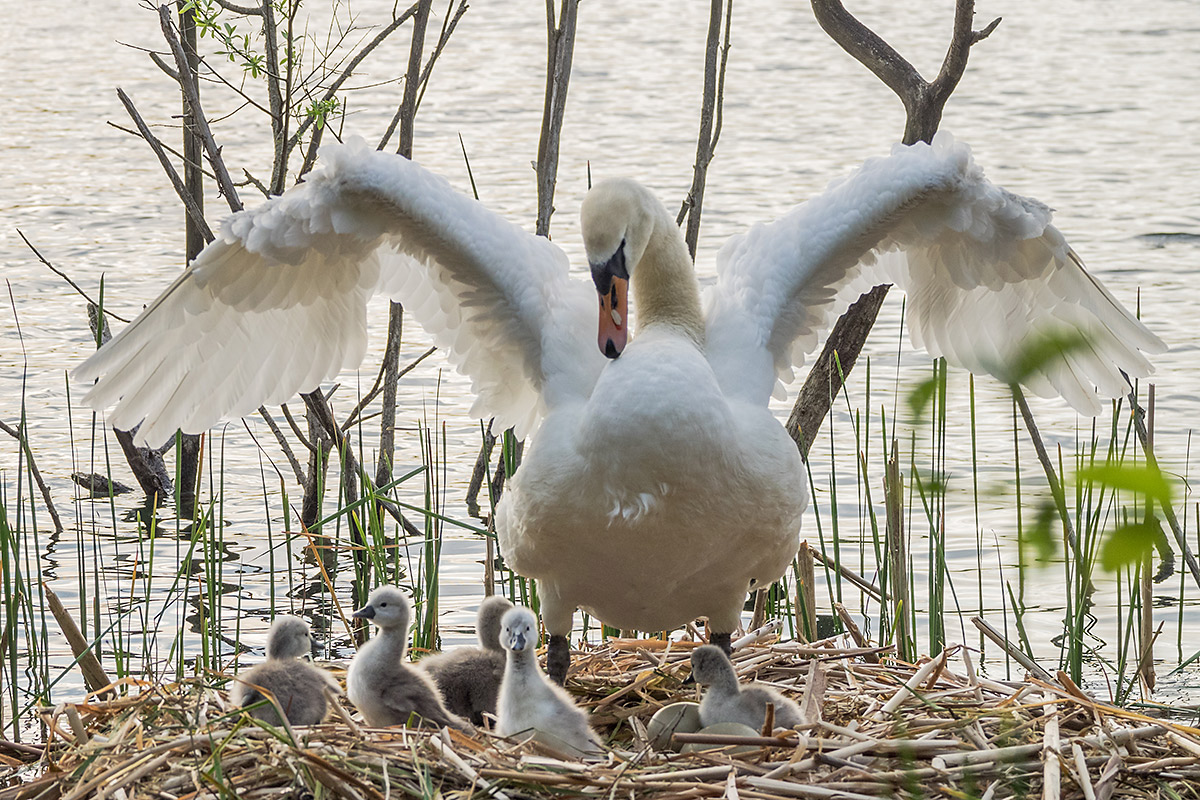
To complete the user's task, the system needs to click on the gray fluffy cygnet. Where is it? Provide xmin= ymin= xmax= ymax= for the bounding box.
xmin=346 ymin=586 xmax=471 ymax=730
xmin=690 ymin=644 xmax=804 ymax=731
xmin=420 ymin=594 xmax=514 ymax=725
xmin=496 ymin=606 xmax=602 ymax=757
xmin=232 ymin=615 xmax=340 ymax=726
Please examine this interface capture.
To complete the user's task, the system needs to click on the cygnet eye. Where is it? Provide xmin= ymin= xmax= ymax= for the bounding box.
xmin=380 ymin=602 xmax=388 ymax=607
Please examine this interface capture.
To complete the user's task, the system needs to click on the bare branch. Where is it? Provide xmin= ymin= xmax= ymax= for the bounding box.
xmin=295 ymin=4 xmax=420 ymax=174
xmin=261 ymin=0 xmax=287 ymax=194
xmin=678 ymin=0 xmax=733 ymax=258
xmin=1012 ymin=386 xmax=1078 ymax=553
xmin=810 ymin=0 xmax=922 ymax=105
xmin=928 ymin=2 xmax=998 ymax=117
xmin=17 ymin=230 xmax=131 ymax=323
xmin=116 ymin=87 xmax=214 ymax=242
xmin=0 ymin=419 xmax=63 ymax=533
xmin=213 ymin=0 xmax=261 ymax=14
xmin=414 ymin=0 xmax=470 ymax=114
xmin=395 ymin=0 xmax=431 ymax=157
xmin=281 ymin=402 xmax=316 ymax=454
xmin=377 ymin=0 xmax=430 ymax=493
xmin=535 ymin=0 xmax=580 ymax=237
xmin=257 ymin=406 xmax=306 ymax=485
xmin=149 ymin=51 xmax=179 ymax=81
xmin=787 ymin=284 xmax=888 ymax=459
xmin=158 ymin=4 xmax=243 ymax=209
xmin=810 ymin=0 xmax=999 ymax=144
xmin=347 ymin=345 xmax=436 ymax=432
xmin=1124 ymin=380 xmax=1200 ymax=590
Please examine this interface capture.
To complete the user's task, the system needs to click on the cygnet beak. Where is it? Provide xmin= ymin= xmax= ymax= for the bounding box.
xmin=509 ymin=630 xmax=527 ymax=652
xmin=351 ymin=604 xmax=375 ymax=620
xmin=591 ymin=245 xmax=629 ymax=359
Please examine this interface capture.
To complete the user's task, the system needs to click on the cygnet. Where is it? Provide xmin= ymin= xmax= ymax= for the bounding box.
xmin=690 ymin=644 xmax=804 ymax=731
xmin=346 ymin=586 xmax=470 ymax=730
xmin=496 ymin=606 xmax=602 ymax=757
xmin=231 ymin=615 xmax=339 ymax=726
xmin=420 ymin=594 xmax=514 ymax=725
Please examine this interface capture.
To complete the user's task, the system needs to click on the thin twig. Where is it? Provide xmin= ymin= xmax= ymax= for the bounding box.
xmin=0 ymin=419 xmax=64 ymax=534
xmin=1012 ymin=386 xmax=1079 ymax=553
xmin=116 ymin=87 xmax=214 ymax=242
xmin=17 ymin=230 xmax=131 ymax=323
xmin=295 ymin=4 xmax=421 ymax=175
xmin=256 ymin=406 xmax=306 ymax=485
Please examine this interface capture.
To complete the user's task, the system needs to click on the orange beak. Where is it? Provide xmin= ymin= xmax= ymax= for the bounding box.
xmin=597 ymin=276 xmax=628 ymax=359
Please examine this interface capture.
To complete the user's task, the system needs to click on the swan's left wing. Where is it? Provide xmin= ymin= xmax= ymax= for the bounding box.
xmin=75 ymin=138 xmax=601 ymax=446
xmin=705 ymin=132 xmax=1165 ymax=414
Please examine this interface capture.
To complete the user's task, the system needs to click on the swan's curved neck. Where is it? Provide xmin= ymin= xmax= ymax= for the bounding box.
xmin=704 ymin=665 xmax=740 ymax=693
xmin=374 ymin=627 xmax=409 ymax=661
xmin=633 ymin=212 xmax=704 ymax=346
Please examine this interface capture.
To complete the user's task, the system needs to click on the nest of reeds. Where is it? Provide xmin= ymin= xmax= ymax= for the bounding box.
xmin=4 ymin=634 xmax=1199 ymax=800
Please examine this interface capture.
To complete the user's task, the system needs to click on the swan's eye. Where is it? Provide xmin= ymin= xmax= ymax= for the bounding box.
xmin=380 ymin=602 xmax=388 ymax=608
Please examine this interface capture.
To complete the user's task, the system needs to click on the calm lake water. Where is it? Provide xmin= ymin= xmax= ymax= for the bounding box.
xmin=2 ymin=0 xmax=1199 ymax=714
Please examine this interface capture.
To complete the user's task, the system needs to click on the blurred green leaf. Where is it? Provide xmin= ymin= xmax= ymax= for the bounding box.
xmin=999 ymin=328 xmax=1093 ymax=386
xmin=906 ymin=375 xmax=938 ymax=421
xmin=1021 ymin=500 xmax=1058 ymax=564
xmin=1100 ymin=522 xmax=1157 ymax=570
xmin=1078 ymin=463 xmax=1173 ymax=507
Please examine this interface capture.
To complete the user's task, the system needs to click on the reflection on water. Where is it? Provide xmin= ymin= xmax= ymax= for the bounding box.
xmin=1 ymin=0 xmax=1199 ymax=717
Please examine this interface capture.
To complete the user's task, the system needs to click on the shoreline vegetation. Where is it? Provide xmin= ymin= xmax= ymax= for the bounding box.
xmin=3 ymin=2 xmax=1198 ymax=797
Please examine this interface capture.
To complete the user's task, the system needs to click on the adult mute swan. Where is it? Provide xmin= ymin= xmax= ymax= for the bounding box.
xmin=75 ymin=133 xmax=1164 ymax=683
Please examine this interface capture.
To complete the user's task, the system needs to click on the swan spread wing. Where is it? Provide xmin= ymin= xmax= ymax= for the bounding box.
xmin=75 ymin=138 xmax=601 ymax=445
xmin=705 ymin=132 xmax=1165 ymax=414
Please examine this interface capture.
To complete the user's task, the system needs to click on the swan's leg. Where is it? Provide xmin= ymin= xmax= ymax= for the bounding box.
xmin=708 ymin=596 xmax=741 ymax=656
xmin=546 ymin=635 xmax=570 ymax=686
xmin=538 ymin=580 xmax=574 ymax=685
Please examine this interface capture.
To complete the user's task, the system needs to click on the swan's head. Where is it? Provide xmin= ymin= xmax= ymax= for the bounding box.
xmin=581 ymin=178 xmax=660 ymax=359
xmin=266 ymin=615 xmax=317 ymax=660
xmin=351 ymin=585 xmax=413 ymax=633
xmin=499 ymin=606 xmax=539 ymax=655
xmin=477 ymin=595 xmax=515 ymax=651
xmin=689 ymin=645 xmax=738 ymax=687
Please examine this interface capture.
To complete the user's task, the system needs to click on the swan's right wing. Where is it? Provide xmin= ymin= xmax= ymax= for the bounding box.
xmin=75 ymin=139 xmax=602 ymax=445
xmin=705 ymin=133 xmax=1164 ymax=415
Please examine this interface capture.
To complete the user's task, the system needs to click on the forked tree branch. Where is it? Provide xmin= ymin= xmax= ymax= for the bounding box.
xmin=678 ymin=0 xmax=733 ymax=259
xmin=789 ymin=0 xmax=999 ymax=458
xmin=535 ymin=0 xmax=580 ymax=237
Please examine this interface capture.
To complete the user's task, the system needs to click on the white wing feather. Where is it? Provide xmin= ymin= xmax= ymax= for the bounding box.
xmin=705 ymin=132 xmax=1165 ymax=413
xmin=75 ymin=138 xmax=601 ymax=445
